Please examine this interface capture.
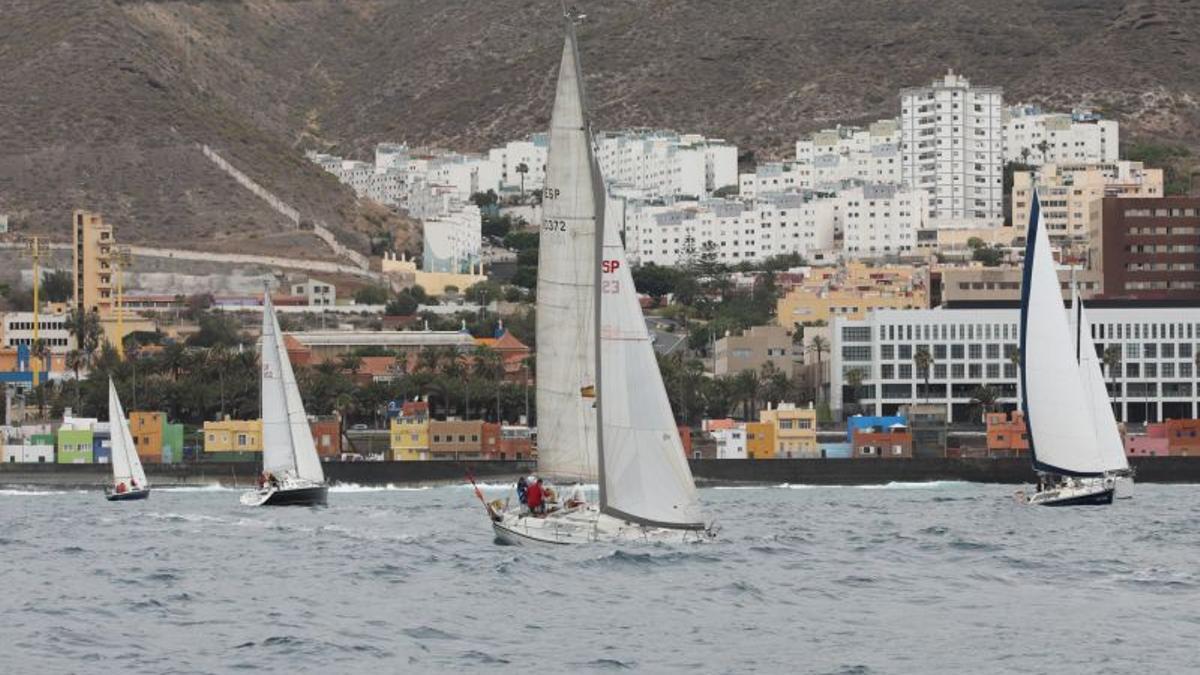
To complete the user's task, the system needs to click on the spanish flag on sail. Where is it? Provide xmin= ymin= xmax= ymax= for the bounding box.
xmin=580 ymin=384 xmax=596 ymax=398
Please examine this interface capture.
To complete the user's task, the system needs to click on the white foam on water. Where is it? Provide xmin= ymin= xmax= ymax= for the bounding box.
xmin=0 ymin=488 xmax=81 ymax=496
xmin=157 ymin=484 xmax=233 ymax=492
xmin=775 ymin=481 xmax=972 ymax=490
xmin=329 ymin=483 xmax=432 ymax=492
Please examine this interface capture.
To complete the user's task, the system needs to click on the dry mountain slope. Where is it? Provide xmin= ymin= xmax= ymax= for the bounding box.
xmin=2 ymin=0 xmax=1200 ymax=258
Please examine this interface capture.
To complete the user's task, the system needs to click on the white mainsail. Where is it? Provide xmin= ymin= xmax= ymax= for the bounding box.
xmin=1074 ymin=290 xmax=1130 ymax=473
xmin=535 ymin=25 xmax=600 ymax=483
xmin=261 ymin=294 xmax=324 ymax=483
xmin=598 ymin=215 xmax=705 ymax=529
xmin=1019 ymin=197 xmax=1107 ymax=476
xmin=108 ymin=378 xmax=146 ymax=489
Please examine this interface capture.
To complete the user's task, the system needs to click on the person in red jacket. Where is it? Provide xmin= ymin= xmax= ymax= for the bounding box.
xmin=526 ymin=477 xmax=545 ymax=515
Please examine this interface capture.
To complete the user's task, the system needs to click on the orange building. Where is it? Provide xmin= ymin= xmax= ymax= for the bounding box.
xmin=481 ymin=422 xmax=502 ymax=458
xmin=1164 ymin=419 xmax=1200 ymax=456
xmin=851 ymin=425 xmax=913 ymax=459
xmin=677 ymin=426 xmax=693 ymax=457
xmin=309 ymin=417 xmax=341 ymax=458
xmin=474 ymin=329 xmax=532 ymax=382
xmin=986 ymin=411 xmax=1030 ymax=457
xmin=129 ymin=411 xmax=166 ymax=463
xmin=498 ymin=426 xmax=533 ymax=460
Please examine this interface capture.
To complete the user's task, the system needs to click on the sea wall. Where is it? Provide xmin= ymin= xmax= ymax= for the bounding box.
xmin=5 ymin=457 xmax=1200 ymax=488
xmin=0 ymin=460 xmax=534 ymax=489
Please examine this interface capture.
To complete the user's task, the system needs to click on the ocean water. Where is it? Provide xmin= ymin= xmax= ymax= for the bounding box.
xmin=1 ymin=481 xmax=1198 ymax=674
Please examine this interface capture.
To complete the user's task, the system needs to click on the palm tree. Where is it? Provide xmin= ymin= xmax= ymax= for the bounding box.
xmin=515 ymin=162 xmax=530 ymax=198
xmin=65 ymin=349 xmax=85 ymax=410
xmin=1103 ymin=344 xmax=1122 ymax=419
xmin=969 ymin=385 xmax=1001 ymax=423
xmin=807 ymin=335 xmax=830 ymax=403
xmin=472 ymin=345 xmax=504 ymax=423
xmin=914 ymin=346 xmax=933 ymax=403
xmin=162 ymin=341 xmax=188 ymax=381
xmin=207 ymin=344 xmax=231 ymax=418
xmin=844 ymin=367 xmax=866 ymax=417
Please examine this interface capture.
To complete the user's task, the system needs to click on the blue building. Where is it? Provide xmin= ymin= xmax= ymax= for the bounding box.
xmin=846 ymin=415 xmax=907 ymax=443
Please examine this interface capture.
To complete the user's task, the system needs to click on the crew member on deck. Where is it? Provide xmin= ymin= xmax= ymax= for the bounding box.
xmin=526 ymin=478 xmax=545 ymax=516
xmin=516 ymin=476 xmax=529 ymax=505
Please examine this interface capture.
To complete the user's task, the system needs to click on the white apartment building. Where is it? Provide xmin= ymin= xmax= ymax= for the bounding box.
xmin=794 ymin=120 xmax=903 ymax=189
xmin=839 ymin=184 xmax=928 ymax=259
xmin=739 ymin=161 xmax=802 ymax=199
xmin=2 ymin=312 xmax=72 ymax=353
xmin=704 ymin=424 xmax=748 ymax=459
xmin=422 ymin=204 xmax=483 ymax=274
xmin=1003 ymin=106 xmax=1118 ymax=166
xmin=830 ymin=306 xmax=1200 ymax=424
xmin=595 ymin=130 xmax=738 ymax=198
xmin=900 ymin=71 xmax=1004 ymax=226
xmin=1012 ymin=161 xmax=1163 ymax=243
xmin=488 ymin=135 xmax=549 ymax=194
xmin=622 ymin=193 xmax=836 ymax=268
xmin=422 ymin=154 xmax=502 ymax=201
xmin=306 ymin=151 xmax=407 ymax=207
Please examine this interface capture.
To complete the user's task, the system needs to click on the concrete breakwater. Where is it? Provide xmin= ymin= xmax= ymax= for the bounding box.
xmin=5 ymin=457 xmax=1200 ymax=488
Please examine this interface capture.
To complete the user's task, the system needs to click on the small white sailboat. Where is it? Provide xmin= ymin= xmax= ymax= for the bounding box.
xmin=487 ymin=17 xmax=711 ymax=544
xmin=1019 ymin=194 xmax=1124 ymax=506
xmin=105 ymin=378 xmax=149 ymax=501
xmin=240 ymin=293 xmax=327 ymax=507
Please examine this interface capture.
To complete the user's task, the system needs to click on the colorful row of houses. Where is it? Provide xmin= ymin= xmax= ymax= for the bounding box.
xmin=389 ymin=401 xmax=533 ymax=461
xmin=201 ymin=416 xmax=342 ymax=460
xmin=2 ymin=412 xmax=184 ymax=464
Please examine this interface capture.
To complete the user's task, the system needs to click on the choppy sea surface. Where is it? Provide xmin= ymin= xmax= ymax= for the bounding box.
xmin=1 ymin=481 xmax=1198 ymax=674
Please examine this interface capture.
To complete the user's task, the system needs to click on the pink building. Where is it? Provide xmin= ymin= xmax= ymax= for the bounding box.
xmin=1126 ymin=427 xmax=1169 ymax=457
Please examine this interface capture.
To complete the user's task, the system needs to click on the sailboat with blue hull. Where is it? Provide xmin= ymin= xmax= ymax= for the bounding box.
xmin=1019 ymin=194 xmax=1126 ymax=506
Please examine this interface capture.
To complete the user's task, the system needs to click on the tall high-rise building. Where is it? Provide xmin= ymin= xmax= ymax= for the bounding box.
xmin=72 ymin=210 xmax=115 ymax=315
xmin=900 ymin=71 xmax=1003 ymax=227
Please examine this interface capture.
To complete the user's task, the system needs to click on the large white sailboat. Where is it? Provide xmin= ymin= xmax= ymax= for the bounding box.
xmin=1073 ymin=286 xmax=1135 ymax=499
xmin=1019 ymin=195 xmax=1126 ymax=506
xmin=240 ymin=293 xmax=328 ymax=507
xmin=488 ymin=17 xmax=711 ymax=544
xmin=104 ymin=378 xmax=149 ymax=502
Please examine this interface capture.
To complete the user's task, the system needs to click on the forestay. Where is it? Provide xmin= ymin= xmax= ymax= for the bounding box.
xmin=1074 ymin=290 xmax=1130 ymax=473
xmin=598 ymin=212 xmax=705 ymax=530
xmin=108 ymin=379 xmax=146 ymax=489
xmin=260 ymin=294 xmax=324 ymax=483
xmin=1019 ymin=197 xmax=1106 ymax=476
xmin=534 ymin=26 xmax=600 ymax=483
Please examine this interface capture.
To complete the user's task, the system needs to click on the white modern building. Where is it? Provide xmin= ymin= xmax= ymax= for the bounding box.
xmin=488 ymin=135 xmax=549 ymax=194
xmin=739 ymin=161 xmax=803 ymax=199
xmin=839 ymin=184 xmax=928 ymax=259
xmin=2 ymin=312 xmax=72 ymax=353
xmin=830 ymin=305 xmax=1200 ymax=424
xmin=290 ymin=278 xmax=336 ymax=306
xmin=1003 ymin=106 xmax=1118 ymax=166
xmin=900 ymin=71 xmax=1004 ymax=227
xmin=595 ymin=130 xmax=738 ymax=198
xmin=621 ymin=193 xmax=836 ymax=268
xmin=706 ymin=424 xmax=747 ymax=459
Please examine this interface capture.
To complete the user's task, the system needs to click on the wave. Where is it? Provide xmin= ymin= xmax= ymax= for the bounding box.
xmin=156 ymin=484 xmax=233 ymax=492
xmin=329 ymin=482 xmax=432 ymax=492
xmin=0 ymin=488 xmax=84 ymax=496
xmin=711 ymin=481 xmax=972 ymax=491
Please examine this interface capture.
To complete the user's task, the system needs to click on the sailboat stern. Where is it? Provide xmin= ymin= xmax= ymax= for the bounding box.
xmin=105 ymin=488 xmax=150 ymax=502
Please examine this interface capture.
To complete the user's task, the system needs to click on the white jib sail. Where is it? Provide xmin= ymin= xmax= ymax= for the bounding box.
xmin=109 ymin=378 xmax=146 ymax=489
xmin=261 ymin=294 xmax=324 ymax=483
xmin=1020 ymin=198 xmax=1107 ymax=475
xmin=599 ymin=215 xmax=704 ymax=529
xmin=1074 ymin=291 xmax=1130 ymax=473
xmin=534 ymin=27 xmax=599 ymax=483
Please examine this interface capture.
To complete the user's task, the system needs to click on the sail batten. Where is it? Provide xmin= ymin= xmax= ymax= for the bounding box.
xmin=261 ymin=294 xmax=324 ymax=483
xmin=535 ymin=23 xmax=600 ymax=483
xmin=1019 ymin=196 xmax=1107 ymax=477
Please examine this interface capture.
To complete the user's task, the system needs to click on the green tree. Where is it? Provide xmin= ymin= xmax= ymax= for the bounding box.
xmin=1103 ymin=344 xmax=1122 ymax=416
xmin=354 ymin=286 xmax=389 ymax=305
xmin=516 ymin=162 xmax=530 ymax=197
xmin=41 ymin=270 xmax=73 ymax=303
xmin=385 ymin=292 xmax=419 ymax=316
xmin=969 ymin=385 xmax=1001 ymax=422
xmin=844 ymin=367 xmax=867 ymax=417
xmin=914 ymin=345 xmax=933 ymax=402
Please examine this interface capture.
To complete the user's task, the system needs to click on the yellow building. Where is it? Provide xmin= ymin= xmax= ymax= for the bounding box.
xmin=745 ymin=422 xmax=776 ymax=460
xmin=203 ymin=418 xmax=264 ymax=453
xmin=759 ymin=403 xmax=818 ymax=458
xmin=73 ymin=210 xmax=115 ymax=315
xmin=777 ymin=261 xmax=928 ymax=325
xmin=129 ymin=411 xmax=166 ymax=462
xmin=390 ymin=414 xmax=431 ymax=461
xmin=381 ymin=251 xmax=487 ymax=297
xmin=1013 ymin=161 xmax=1162 ymax=246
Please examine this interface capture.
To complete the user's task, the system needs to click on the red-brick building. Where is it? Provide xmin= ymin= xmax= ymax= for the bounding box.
xmin=986 ymin=411 xmax=1030 ymax=458
xmin=851 ymin=425 xmax=913 ymax=459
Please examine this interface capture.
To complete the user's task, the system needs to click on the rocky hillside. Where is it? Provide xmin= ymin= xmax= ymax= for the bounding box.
xmin=2 ymin=0 xmax=1199 ymax=257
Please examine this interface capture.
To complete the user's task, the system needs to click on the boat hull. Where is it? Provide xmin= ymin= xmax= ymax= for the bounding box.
xmin=491 ymin=505 xmax=711 ymax=545
xmin=241 ymin=485 xmax=327 ymax=507
xmin=105 ymin=488 xmax=150 ymax=502
xmin=1026 ymin=481 xmax=1114 ymax=507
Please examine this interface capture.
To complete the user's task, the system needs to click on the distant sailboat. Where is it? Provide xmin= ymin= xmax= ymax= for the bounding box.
xmin=240 ymin=293 xmax=328 ymax=507
xmin=105 ymin=378 xmax=149 ymax=501
xmin=1019 ymin=194 xmax=1124 ymax=506
xmin=487 ymin=16 xmax=711 ymax=544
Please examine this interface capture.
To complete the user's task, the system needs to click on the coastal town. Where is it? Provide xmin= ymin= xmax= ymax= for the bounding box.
xmin=1 ymin=70 xmax=1198 ymax=469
